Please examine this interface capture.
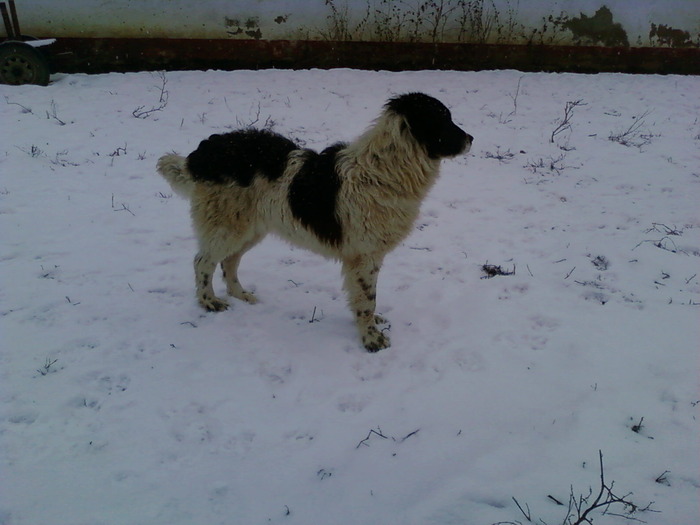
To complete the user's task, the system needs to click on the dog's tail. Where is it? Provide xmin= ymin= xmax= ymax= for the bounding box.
xmin=156 ymin=153 xmax=195 ymax=198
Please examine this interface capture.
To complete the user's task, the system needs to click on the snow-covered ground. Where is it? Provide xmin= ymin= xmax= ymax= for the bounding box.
xmin=1 ymin=68 xmax=698 ymax=525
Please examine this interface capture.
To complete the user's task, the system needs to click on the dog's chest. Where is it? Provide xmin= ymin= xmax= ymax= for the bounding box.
xmin=339 ymin=193 xmax=421 ymax=250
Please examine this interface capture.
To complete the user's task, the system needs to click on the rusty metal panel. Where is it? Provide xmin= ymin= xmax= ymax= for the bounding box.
xmin=47 ymin=38 xmax=700 ymax=75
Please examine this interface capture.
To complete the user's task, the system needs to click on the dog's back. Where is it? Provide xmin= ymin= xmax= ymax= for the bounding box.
xmin=186 ymin=129 xmax=298 ymax=187
xmin=157 ymin=128 xmax=299 ymax=201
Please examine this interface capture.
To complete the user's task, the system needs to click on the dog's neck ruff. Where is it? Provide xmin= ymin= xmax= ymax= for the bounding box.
xmin=342 ymin=112 xmax=440 ymax=200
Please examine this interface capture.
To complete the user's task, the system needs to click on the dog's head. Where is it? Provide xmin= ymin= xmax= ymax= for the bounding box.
xmin=386 ymin=93 xmax=472 ymax=159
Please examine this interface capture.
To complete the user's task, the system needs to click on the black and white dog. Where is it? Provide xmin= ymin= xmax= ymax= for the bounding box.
xmin=157 ymin=93 xmax=472 ymax=351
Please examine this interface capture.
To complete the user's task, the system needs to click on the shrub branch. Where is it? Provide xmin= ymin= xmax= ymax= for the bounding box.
xmin=505 ymin=451 xmax=657 ymax=525
xmin=550 ymin=99 xmax=585 ymax=143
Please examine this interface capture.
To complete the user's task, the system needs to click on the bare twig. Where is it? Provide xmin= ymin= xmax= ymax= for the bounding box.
xmin=525 ymin=153 xmax=576 ymax=176
xmin=512 ymin=497 xmax=531 ymax=522
xmin=645 ymin=223 xmax=682 ymax=236
xmin=631 ymin=417 xmax=644 ymax=433
xmin=508 ymin=76 xmax=523 ymax=115
xmin=500 ymin=76 xmax=524 ymax=123
xmin=155 ymin=71 xmax=168 ymax=103
xmin=509 ymin=451 xmax=657 ymax=525
xmin=36 ymin=357 xmax=58 ymax=376
xmin=17 ymin=144 xmax=44 ymax=158
xmin=46 ymin=100 xmax=66 ymax=125
xmin=609 ymin=110 xmax=655 ymax=148
xmin=309 ymin=306 xmax=324 ymax=323
xmin=111 ymin=193 xmax=135 ymax=216
xmin=655 ymin=471 xmax=671 ymax=486
xmin=634 ymin=237 xmax=686 ymax=255
xmin=634 ymin=223 xmax=687 ymax=254
xmin=109 ymin=144 xmax=128 ymax=157
xmin=50 ymin=150 xmax=79 ymax=167
xmin=4 ymin=96 xmax=33 ymax=114
xmin=394 ymin=429 xmax=420 ymax=443
xmin=133 ymin=72 xmax=169 ymax=118
xmin=132 ymin=101 xmax=167 ymax=119
xmin=550 ymin=99 xmax=585 ymax=143
xmin=356 ymin=427 xmax=388 ymax=449
xmin=113 ymin=203 xmax=135 ymax=216
xmin=548 ymin=494 xmax=564 ymax=506
xmin=484 ymin=147 xmax=516 ymax=163
xmin=568 ymin=451 xmax=657 ymax=524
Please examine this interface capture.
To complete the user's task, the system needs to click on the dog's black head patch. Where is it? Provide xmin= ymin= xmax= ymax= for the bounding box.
xmin=386 ymin=93 xmax=472 ymax=159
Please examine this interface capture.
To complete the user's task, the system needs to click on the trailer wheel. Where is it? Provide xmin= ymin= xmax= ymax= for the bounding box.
xmin=0 ymin=41 xmax=50 ymax=86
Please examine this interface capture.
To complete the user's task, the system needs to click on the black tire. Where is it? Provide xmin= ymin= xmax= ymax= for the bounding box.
xmin=0 ymin=41 xmax=50 ymax=86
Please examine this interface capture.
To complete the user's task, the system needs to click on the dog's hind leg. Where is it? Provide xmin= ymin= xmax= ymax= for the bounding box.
xmin=194 ymin=251 xmax=229 ymax=312
xmin=221 ymin=238 xmax=261 ymax=304
xmin=342 ymin=256 xmax=390 ymax=352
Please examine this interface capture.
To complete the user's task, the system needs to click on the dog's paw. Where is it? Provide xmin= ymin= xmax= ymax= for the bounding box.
xmin=362 ymin=326 xmax=391 ymax=353
xmin=233 ymin=290 xmax=258 ymax=305
xmin=199 ymin=295 xmax=229 ymax=312
xmin=374 ymin=314 xmax=390 ymax=326
xmin=241 ymin=292 xmax=259 ymax=304
xmin=227 ymin=284 xmax=259 ymax=304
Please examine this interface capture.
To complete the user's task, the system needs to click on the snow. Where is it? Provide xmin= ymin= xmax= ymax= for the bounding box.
xmin=23 ymin=39 xmax=56 ymax=48
xmin=1 ymin=68 xmax=699 ymax=525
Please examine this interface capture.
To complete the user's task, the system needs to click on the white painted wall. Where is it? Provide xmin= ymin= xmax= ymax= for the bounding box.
xmin=7 ymin=0 xmax=699 ymax=46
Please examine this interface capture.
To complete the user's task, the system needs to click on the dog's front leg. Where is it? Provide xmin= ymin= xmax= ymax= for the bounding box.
xmin=342 ymin=256 xmax=390 ymax=352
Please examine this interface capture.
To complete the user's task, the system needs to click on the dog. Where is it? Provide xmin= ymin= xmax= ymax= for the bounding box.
xmin=156 ymin=92 xmax=472 ymax=352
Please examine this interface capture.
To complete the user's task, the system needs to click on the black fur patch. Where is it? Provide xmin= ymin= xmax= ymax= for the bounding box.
xmin=186 ymin=129 xmax=298 ymax=186
xmin=288 ymin=143 xmax=345 ymax=247
xmin=386 ymin=92 xmax=470 ymax=159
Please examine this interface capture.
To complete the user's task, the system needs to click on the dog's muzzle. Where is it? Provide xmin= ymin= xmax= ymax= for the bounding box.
xmin=462 ymin=132 xmax=474 ymax=154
